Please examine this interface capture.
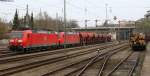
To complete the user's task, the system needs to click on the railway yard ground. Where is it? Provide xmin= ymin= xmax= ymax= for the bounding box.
xmin=0 ymin=41 xmax=148 ymax=76
xmin=141 ymin=43 xmax=150 ymax=76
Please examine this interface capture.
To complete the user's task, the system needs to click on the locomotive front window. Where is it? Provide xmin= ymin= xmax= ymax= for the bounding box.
xmin=10 ymin=32 xmax=23 ymax=38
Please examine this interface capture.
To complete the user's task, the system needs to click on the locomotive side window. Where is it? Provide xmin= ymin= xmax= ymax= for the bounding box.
xmin=10 ymin=32 xmax=23 ymax=38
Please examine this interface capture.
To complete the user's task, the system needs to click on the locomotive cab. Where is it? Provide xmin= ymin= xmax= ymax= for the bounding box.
xmin=9 ymin=30 xmax=32 ymax=51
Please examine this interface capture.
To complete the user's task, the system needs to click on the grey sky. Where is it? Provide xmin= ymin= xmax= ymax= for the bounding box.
xmin=0 ymin=0 xmax=150 ymax=27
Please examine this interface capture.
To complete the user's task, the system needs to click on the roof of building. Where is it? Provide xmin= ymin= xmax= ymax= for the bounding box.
xmin=145 ymin=11 xmax=150 ymax=17
xmin=72 ymin=26 xmax=135 ymax=30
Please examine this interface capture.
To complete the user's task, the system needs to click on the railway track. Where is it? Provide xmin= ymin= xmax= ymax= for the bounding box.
xmin=0 ymin=42 xmax=115 ymax=58
xmin=0 ymin=47 xmax=17 ymax=58
xmin=0 ymin=44 xmax=13 ymax=55
xmin=44 ymin=46 xmax=141 ymax=76
xmin=0 ymin=44 xmax=110 ymax=58
xmin=73 ymin=51 xmax=140 ymax=76
xmin=0 ymin=48 xmax=8 ymax=53
xmin=46 ymin=44 xmax=129 ymax=76
xmin=0 ymin=42 xmax=116 ymax=62
xmin=107 ymin=52 xmax=140 ymax=76
xmin=0 ymin=42 xmax=127 ymax=76
xmin=0 ymin=41 xmax=126 ymax=58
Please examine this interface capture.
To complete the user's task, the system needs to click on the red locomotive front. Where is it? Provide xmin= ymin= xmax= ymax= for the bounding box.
xmin=9 ymin=30 xmax=32 ymax=51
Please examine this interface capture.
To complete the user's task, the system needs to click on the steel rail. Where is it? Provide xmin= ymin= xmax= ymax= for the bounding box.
xmin=128 ymin=53 xmax=140 ymax=76
xmin=106 ymin=51 xmax=133 ymax=76
xmin=97 ymin=56 xmax=110 ymax=76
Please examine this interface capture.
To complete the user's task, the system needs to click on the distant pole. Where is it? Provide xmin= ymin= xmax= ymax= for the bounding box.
xmin=85 ymin=19 xmax=87 ymax=30
xmin=105 ymin=4 xmax=108 ymax=20
xmin=95 ymin=19 xmax=98 ymax=33
xmin=39 ymin=8 xmax=42 ymax=26
xmin=56 ymin=13 xmax=58 ymax=33
xmin=26 ymin=4 xmax=29 ymax=16
xmin=64 ymin=0 xmax=67 ymax=48
xmin=70 ymin=20 xmax=72 ymax=32
xmin=118 ymin=20 xmax=120 ymax=42
xmin=134 ymin=21 xmax=136 ymax=32
xmin=26 ymin=4 xmax=29 ymax=24
xmin=25 ymin=4 xmax=29 ymax=28
xmin=84 ymin=7 xmax=89 ymax=32
xmin=85 ymin=19 xmax=90 ymax=32
xmin=95 ymin=20 xmax=98 ymax=27
xmin=95 ymin=19 xmax=101 ymax=33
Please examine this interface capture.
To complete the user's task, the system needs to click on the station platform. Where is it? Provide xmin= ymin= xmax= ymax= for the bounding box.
xmin=141 ymin=43 xmax=150 ymax=76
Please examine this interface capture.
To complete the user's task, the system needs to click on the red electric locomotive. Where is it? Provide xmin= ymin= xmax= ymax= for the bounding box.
xmin=9 ymin=30 xmax=59 ymax=52
xmin=59 ymin=32 xmax=80 ymax=47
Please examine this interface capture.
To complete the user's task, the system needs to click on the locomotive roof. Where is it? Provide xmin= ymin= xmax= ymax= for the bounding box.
xmin=11 ymin=30 xmax=32 ymax=33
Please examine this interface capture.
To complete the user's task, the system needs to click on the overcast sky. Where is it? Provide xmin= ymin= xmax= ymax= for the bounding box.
xmin=0 ymin=0 xmax=150 ymax=27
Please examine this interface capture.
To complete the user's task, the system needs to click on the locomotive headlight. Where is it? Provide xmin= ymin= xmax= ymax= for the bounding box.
xmin=134 ymin=42 xmax=136 ymax=44
xmin=10 ymin=39 xmax=14 ymax=42
xmin=18 ymin=40 xmax=23 ymax=43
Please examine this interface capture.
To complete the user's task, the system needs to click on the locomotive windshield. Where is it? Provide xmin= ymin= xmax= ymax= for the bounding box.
xmin=9 ymin=32 xmax=23 ymax=38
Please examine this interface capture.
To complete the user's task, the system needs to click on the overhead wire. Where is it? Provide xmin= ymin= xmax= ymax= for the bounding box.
xmin=66 ymin=0 xmax=99 ymax=20
xmin=64 ymin=0 xmax=102 ymax=22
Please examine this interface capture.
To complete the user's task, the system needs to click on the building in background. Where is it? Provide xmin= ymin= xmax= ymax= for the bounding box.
xmin=145 ymin=10 xmax=150 ymax=19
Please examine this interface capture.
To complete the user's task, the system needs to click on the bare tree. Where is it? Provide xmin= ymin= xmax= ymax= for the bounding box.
xmin=0 ymin=19 xmax=9 ymax=39
xmin=34 ymin=12 xmax=79 ymax=31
